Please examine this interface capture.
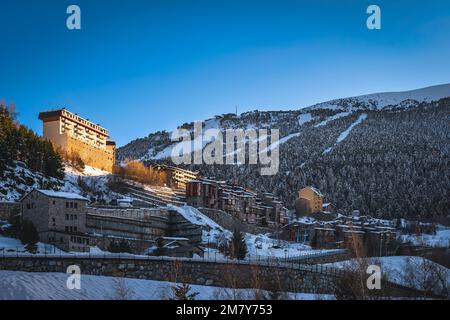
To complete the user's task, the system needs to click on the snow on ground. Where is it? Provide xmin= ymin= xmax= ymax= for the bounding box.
xmin=149 ymin=119 xmax=221 ymax=160
xmin=309 ymin=84 xmax=450 ymax=111
xmin=0 ymin=235 xmax=66 ymax=255
xmin=323 ymin=113 xmax=367 ymax=154
xmin=258 ymin=132 xmax=302 ymax=154
xmin=0 ymin=162 xmax=62 ymax=202
xmin=168 ymin=205 xmax=231 ymax=243
xmin=172 ymin=205 xmax=337 ymax=260
xmin=323 ymin=256 xmax=450 ymax=293
xmin=0 ymin=271 xmax=335 ymax=300
xmin=0 ymin=162 xmax=116 ymax=203
xmin=62 ymin=164 xmax=118 ymax=203
xmin=297 ymin=113 xmax=313 ymax=126
xmin=314 ymin=112 xmax=352 ymax=127
xmin=398 ymin=226 xmax=450 ymax=248
xmin=244 ymin=233 xmax=339 ymax=259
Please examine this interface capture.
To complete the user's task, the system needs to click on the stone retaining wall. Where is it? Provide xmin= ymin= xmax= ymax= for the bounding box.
xmin=0 ymin=256 xmax=425 ymax=297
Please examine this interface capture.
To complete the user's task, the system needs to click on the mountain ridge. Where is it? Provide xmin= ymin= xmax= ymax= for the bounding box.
xmin=117 ymin=85 xmax=450 ymax=219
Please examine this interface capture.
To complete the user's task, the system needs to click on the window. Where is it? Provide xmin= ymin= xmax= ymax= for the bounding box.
xmin=74 ymin=227 xmax=78 ymax=232
xmin=65 ymin=214 xmax=69 ymax=220
xmin=26 ymin=204 xmax=31 ymax=210
xmin=66 ymin=202 xmax=69 ymax=208
xmin=74 ymin=215 xmax=77 ymax=220
xmin=70 ymin=202 xmax=74 ymax=208
xmin=65 ymin=226 xmax=69 ymax=232
xmin=74 ymin=203 xmax=78 ymax=209
xmin=52 ymin=200 xmax=56 ymax=205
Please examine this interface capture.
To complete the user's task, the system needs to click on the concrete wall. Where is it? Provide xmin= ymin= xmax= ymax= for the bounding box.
xmin=86 ymin=207 xmax=203 ymax=246
xmin=199 ymin=208 xmax=272 ymax=235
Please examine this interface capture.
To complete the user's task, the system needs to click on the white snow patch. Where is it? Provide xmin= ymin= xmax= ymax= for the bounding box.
xmin=314 ymin=112 xmax=352 ymax=127
xmin=322 ymin=113 xmax=367 ymax=154
xmin=0 ymin=271 xmax=335 ymax=300
xmin=324 ymin=256 xmax=449 ymax=294
xmin=297 ymin=113 xmax=313 ymax=126
xmin=398 ymin=226 xmax=450 ymax=248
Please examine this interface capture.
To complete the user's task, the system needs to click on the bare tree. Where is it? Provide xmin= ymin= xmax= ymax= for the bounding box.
xmin=110 ymin=278 xmax=135 ymax=300
xmin=401 ymin=257 xmax=449 ymax=299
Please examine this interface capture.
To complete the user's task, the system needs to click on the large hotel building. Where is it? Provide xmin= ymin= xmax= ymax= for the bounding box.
xmin=39 ymin=108 xmax=115 ymax=172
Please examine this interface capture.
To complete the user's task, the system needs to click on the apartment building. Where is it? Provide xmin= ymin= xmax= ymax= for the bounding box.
xmin=186 ymin=179 xmax=285 ymax=226
xmin=39 ymin=108 xmax=115 ymax=172
xmin=296 ymin=186 xmax=324 ymax=216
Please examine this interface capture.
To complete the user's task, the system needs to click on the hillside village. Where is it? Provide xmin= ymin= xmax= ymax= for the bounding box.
xmin=0 ymin=88 xmax=449 ymax=299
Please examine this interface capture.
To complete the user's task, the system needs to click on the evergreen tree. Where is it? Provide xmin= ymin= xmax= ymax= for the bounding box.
xmin=153 ymin=237 xmax=165 ymax=256
xmin=229 ymin=229 xmax=248 ymax=260
xmin=171 ymin=283 xmax=199 ymax=300
xmin=118 ymin=239 xmax=132 ymax=253
xmin=0 ymin=104 xmax=64 ymax=179
xmin=19 ymin=220 xmax=39 ymax=253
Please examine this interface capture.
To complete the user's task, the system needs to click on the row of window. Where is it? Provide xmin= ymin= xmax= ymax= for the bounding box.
xmin=65 ymin=214 xmax=78 ymax=221
xmin=66 ymin=202 xmax=79 ymax=209
xmin=65 ymin=226 xmax=78 ymax=233
xmin=26 ymin=203 xmax=36 ymax=210
xmin=48 ymin=236 xmax=64 ymax=243
xmin=70 ymin=235 xmax=89 ymax=245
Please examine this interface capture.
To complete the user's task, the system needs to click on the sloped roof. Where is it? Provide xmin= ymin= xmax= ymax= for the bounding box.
xmin=37 ymin=190 xmax=89 ymax=201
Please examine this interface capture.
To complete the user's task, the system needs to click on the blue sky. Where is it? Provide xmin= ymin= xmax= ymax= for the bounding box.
xmin=0 ymin=0 xmax=449 ymax=146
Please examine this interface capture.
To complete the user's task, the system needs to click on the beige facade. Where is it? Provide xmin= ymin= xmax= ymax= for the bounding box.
xmin=296 ymin=187 xmax=324 ymax=216
xmin=39 ymin=108 xmax=115 ymax=172
xmin=156 ymin=165 xmax=199 ymax=189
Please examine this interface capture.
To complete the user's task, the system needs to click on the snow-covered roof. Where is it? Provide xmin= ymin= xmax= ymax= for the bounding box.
xmin=309 ymin=187 xmax=323 ymax=197
xmin=37 ymin=190 xmax=89 ymax=201
xmin=156 ymin=236 xmax=189 ymax=241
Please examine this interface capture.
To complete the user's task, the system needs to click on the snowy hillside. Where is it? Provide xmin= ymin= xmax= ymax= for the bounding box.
xmin=308 ymin=84 xmax=450 ymax=111
xmin=0 ymin=161 xmax=63 ymax=202
xmin=117 ymin=84 xmax=450 ymax=219
xmin=0 ymin=161 xmax=118 ymax=203
xmin=324 ymin=256 xmax=450 ymax=296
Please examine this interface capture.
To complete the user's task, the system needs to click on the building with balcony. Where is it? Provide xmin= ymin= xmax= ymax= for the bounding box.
xmin=39 ymin=108 xmax=115 ymax=172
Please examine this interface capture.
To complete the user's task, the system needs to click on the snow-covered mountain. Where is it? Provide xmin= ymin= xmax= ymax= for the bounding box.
xmin=306 ymin=84 xmax=450 ymax=111
xmin=117 ymin=84 xmax=450 ymax=219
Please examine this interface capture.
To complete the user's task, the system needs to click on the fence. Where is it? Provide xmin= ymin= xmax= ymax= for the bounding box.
xmin=0 ymin=245 xmax=347 ymax=278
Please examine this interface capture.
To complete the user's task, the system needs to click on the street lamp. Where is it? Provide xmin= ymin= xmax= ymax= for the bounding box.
xmin=284 ymin=248 xmax=288 ymax=264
